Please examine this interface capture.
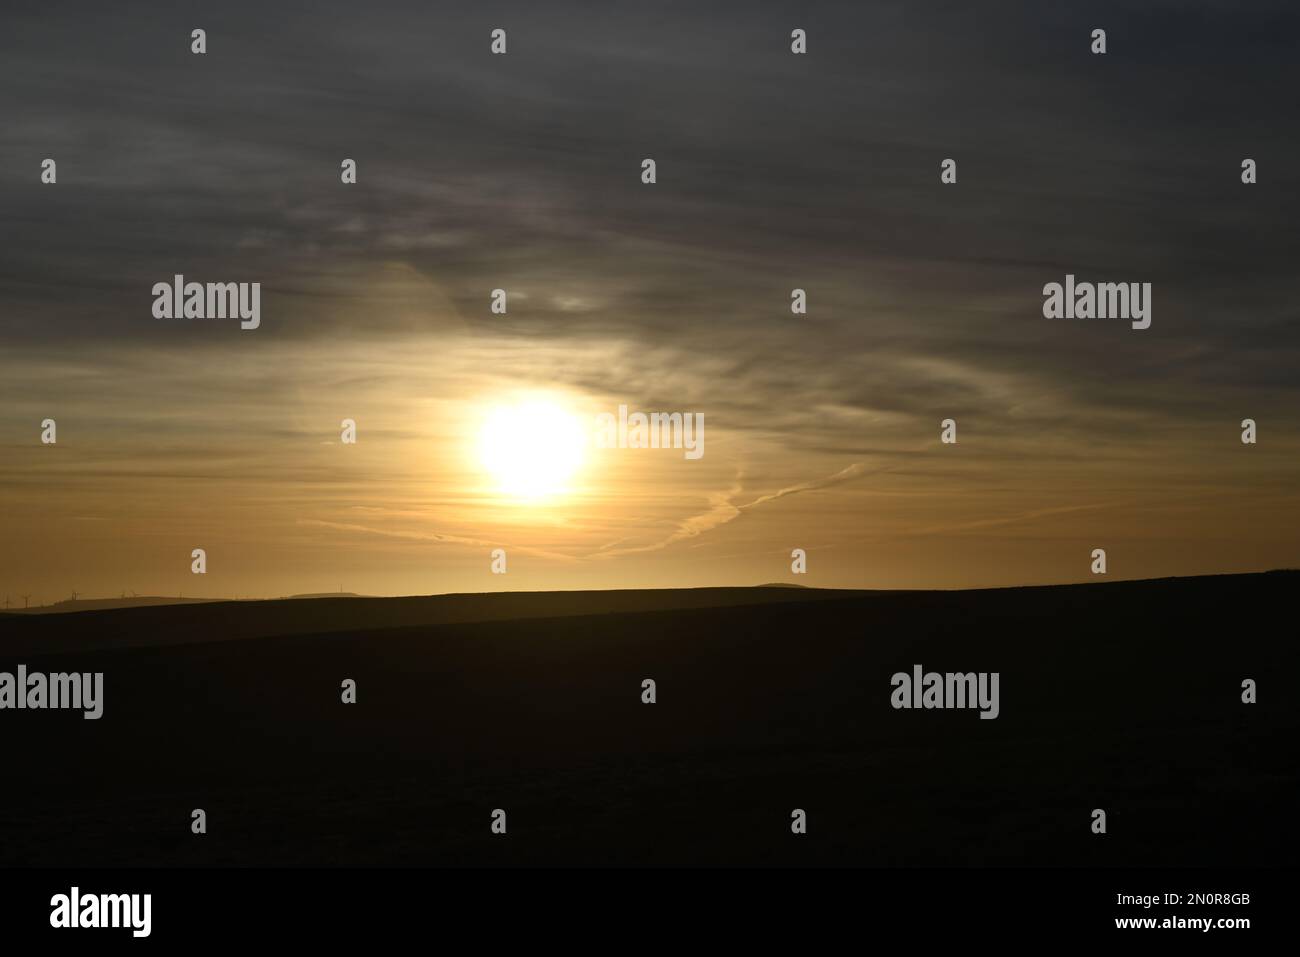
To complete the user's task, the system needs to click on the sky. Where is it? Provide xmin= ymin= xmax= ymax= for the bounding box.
xmin=2 ymin=0 xmax=1298 ymax=602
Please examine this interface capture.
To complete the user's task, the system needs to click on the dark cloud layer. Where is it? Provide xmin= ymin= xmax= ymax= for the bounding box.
xmin=2 ymin=1 xmax=1298 ymax=457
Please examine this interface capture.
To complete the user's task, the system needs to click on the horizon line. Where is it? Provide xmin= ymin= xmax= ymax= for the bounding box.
xmin=5 ymin=568 xmax=1297 ymax=615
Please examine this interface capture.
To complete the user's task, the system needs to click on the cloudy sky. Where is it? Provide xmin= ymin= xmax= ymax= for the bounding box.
xmin=2 ymin=0 xmax=1298 ymax=601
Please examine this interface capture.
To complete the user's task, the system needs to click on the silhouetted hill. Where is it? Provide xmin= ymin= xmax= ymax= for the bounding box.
xmin=0 ymin=585 xmax=863 ymax=655
xmin=0 ymin=571 xmax=1295 ymax=867
xmin=16 ymin=596 xmax=225 ymax=615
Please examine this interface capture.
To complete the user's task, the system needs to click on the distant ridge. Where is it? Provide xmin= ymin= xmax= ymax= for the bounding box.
xmin=2 ymin=572 xmax=1295 ymax=660
xmin=15 ymin=596 xmax=224 ymax=614
xmin=286 ymin=592 xmax=367 ymax=600
xmin=0 ymin=584 xmax=862 ymax=655
xmin=11 ymin=593 xmax=368 ymax=614
xmin=8 ymin=571 xmax=1297 ymax=618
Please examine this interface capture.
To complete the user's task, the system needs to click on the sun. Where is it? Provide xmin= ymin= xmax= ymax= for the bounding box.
xmin=477 ymin=400 xmax=587 ymax=500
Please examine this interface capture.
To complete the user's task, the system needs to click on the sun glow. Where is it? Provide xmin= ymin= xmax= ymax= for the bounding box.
xmin=477 ymin=400 xmax=587 ymax=500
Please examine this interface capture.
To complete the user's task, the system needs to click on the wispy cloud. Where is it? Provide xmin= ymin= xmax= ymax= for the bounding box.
xmin=298 ymin=519 xmax=577 ymax=562
xmin=594 ymin=461 xmax=882 ymax=556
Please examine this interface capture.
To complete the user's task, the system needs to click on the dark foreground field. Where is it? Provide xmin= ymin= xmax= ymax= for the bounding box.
xmin=1 ymin=573 xmax=1296 ymax=867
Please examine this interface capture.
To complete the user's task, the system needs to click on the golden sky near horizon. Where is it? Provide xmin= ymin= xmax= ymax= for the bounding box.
xmin=4 ymin=322 xmax=1298 ymax=603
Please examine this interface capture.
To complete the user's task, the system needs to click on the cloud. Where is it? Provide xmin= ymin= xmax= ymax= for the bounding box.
xmin=739 ymin=462 xmax=882 ymax=511
xmin=594 ymin=460 xmax=883 ymax=556
xmin=297 ymin=519 xmax=577 ymax=562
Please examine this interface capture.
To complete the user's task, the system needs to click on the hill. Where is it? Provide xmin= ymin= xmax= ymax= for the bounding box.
xmin=0 ymin=585 xmax=862 ymax=655
xmin=14 ymin=596 xmax=226 ymax=615
xmin=0 ymin=571 xmax=1295 ymax=867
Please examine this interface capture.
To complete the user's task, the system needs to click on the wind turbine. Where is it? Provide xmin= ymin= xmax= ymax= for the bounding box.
xmin=21 ymin=594 xmax=31 ymax=609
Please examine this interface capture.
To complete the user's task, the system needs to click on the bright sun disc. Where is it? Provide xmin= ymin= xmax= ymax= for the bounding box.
xmin=478 ymin=401 xmax=586 ymax=499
